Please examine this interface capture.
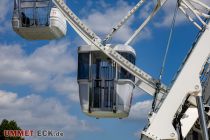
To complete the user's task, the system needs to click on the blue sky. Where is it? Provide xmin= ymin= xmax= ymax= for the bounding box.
xmin=0 ymin=0 xmax=206 ymax=140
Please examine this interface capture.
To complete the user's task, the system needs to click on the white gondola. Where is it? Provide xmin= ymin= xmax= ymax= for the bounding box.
xmin=77 ymin=44 xmax=136 ymax=118
xmin=12 ymin=0 xmax=67 ymax=40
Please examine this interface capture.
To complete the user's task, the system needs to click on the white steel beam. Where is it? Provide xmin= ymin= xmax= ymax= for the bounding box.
xmin=125 ymin=0 xmax=167 ymax=45
xmin=180 ymin=107 xmax=198 ymax=138
xmin=103 ymin=0 xmax=145 ymax=44
xmin=179 ymin=0 xmax=210 ymax=30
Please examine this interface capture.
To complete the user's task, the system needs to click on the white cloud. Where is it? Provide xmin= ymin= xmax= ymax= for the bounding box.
xmin=0 ymin=0 xmax=12 ymax=33
xmin=28 ymin=41 xmax=76 ymax=74
xmin=82 ymin=0 xmax=151 ymax=43
xmin=0 ymin=90 xmax=97 ymax=139
xmin=52 ymin=77 xmax=79 ymax=102
xmin=139 ymin=1 xmax=155 ymax=20
xmin=0 ymin=0 xmax=10 ymax=21
xmin=128 ymin=100 xmax=152 ymax=120
xmin=0 ymin=40 xmax=78 ymax=101
xmin=80 ymin=0 xmax=154 ymax=45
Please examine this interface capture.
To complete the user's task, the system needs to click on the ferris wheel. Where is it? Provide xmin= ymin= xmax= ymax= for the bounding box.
xmin=11 ymin=0 xmax=210 ymax=140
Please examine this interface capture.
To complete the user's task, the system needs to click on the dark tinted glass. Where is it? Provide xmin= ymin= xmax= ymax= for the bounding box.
xmin=18 ymin=0 xmax=52 ymax=27
xmin=118 ymin=52 xmax=135 ymax=81
xmin=78 ymin=53 xmax=89 ymax=79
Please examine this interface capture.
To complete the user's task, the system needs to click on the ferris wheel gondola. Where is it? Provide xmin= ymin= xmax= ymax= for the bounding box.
xmin=12 ymin=0 xmax=67 ymax=40
xmin=77 ymin=44 xmax=136 ymax=118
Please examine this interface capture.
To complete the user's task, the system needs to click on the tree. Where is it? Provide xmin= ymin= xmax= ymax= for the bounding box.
xmin=0 ymin=119 xmax=24 ymax=140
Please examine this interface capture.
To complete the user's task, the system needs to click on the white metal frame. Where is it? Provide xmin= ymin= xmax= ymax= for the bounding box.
xmin=125 ymin=0 xmax=167 ymax=45
xmin=103 ymin=0 xmax=145 ymax=44
xmin=179 ymin=0 xmax=210 ymax=30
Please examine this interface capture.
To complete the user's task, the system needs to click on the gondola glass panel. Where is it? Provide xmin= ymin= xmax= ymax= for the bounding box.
xmin=77 ymin=45 xmax=136 ymax=118
xmin=12 ymin=0 xmax=67 ymax=40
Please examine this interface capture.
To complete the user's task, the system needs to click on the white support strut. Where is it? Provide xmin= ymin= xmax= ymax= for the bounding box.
xmin=179 ymin=5 xmax=203 ymax=30
xmin=52 ymin=0 xmax=168 ymax=96
xmin=103 ymin=0 xmax=145 ymax=44
xmin=179 ymin=0 xmax=210 ymax=30
xmin=125 ymin=0 xmax=167 ymax=45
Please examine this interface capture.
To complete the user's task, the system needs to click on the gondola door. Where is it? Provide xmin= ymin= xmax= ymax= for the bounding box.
xmin=91 ymin=58 xmax=116 ymax=111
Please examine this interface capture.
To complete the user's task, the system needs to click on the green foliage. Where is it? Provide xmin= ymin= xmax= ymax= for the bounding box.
xmin=0 ymin=119 xmax=24 ymax=140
